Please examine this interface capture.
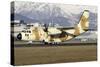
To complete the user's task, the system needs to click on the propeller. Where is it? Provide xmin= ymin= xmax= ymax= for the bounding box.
xmin=44 ymin=24 xmax=48 ymax=32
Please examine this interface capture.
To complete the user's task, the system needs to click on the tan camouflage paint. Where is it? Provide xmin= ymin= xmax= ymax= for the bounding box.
xmin=32 ymin=11 xmax=89 ymax=42
xmin=74 ymin=26 xmax=80 ymax=36
xmin=80 ymin=15 xmax=88 ymax=29
xmin=32 ymin=27 xmax=40 ymax=40
xmin=49 ymin=35 xmax=68 ymax=42
xmin=74 ymin=10 xmax=89 ymax=36
xmin=60 ymin=35 xmax=68 ymax=41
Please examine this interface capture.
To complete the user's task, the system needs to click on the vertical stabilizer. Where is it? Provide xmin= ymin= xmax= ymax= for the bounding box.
xmin=74 ymin=10 xmax=89 ymax=36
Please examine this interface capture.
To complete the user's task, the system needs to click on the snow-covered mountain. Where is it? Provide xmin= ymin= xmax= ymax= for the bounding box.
xmin=11 ymin=1 xmax=97 ymax=29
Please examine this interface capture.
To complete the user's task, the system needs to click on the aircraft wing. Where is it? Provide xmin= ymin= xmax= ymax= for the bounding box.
xmin=57 ymin=27 xmax=74 ymax=30
xmin=47 ymin=26 xmax=76 ymax=36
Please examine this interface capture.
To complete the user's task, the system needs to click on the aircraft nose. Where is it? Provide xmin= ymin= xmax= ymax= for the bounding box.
xmin=17 ymin=33 xmax=22 ymax=40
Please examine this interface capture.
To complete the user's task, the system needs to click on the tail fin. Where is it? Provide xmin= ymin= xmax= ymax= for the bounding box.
xmin=74 ymin=10 xmax=89 ymax=36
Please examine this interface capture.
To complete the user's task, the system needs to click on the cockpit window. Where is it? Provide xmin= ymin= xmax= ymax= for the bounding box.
xmin=22 ymin=30 xmax=31 ymax=33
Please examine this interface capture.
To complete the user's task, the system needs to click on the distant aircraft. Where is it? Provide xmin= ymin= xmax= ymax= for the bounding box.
xmin=17 ymin=10 xmax=89 ymax=44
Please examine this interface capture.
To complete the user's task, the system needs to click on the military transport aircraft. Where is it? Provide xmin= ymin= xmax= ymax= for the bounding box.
xmin=17 ymin=10 xmax=89 ymax=44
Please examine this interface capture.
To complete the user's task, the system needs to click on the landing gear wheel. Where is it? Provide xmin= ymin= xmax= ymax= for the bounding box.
xmin=51 ymin=42 xmax=60 ymax=46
